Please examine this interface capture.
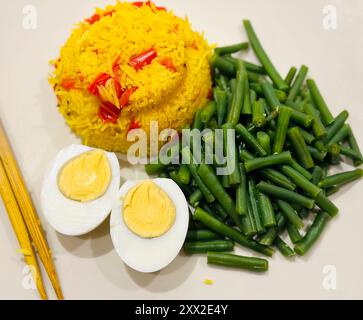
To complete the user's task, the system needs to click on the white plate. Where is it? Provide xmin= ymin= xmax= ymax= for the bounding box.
xmin=0 ymin=0 xmax=362 ymax=300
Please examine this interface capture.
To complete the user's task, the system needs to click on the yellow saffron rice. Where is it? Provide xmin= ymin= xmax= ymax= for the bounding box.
xmin=49 ymin=1 xmax=212 ymax=153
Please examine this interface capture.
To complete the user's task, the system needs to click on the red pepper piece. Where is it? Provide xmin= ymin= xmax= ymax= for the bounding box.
xmin=61 ymin=78 xmax=76 ymax=90
xmin=132 ymin=1 xmax=144 ymax=7
xmin=128 ymin=118 xmax=141 ymax=132
xmin=88 ymin=73 xmax=112 ymax=96
xmin=86 ymin=14 xmax=101 ymax=25
xmin=98 ymin=101 xmax=121 ymax=124
xmin=129 ymin=48 xmax=157 ymax=71
xmin=104 ymin=10 xmax=115 ymax=17
xmin=159 ymin=57 xmax=177 ymax=72
xmin=112 ymin=56 xmax=121 ymax=73
xmin=120 ymin=87 xmax=138 ymax=108
xmin=114 ymin=78 xmax=123 ymax=99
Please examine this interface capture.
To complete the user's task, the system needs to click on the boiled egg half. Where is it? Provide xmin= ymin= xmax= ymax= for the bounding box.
xmin=110 ymin=179 xmax=189 ymax=273
xmin=41 ymin=144 xmax=120 ymax=236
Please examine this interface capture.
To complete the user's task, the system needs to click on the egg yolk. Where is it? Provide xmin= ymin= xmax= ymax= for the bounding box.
xmin=58 ymin=150 xmax=112 ymax=202
xmin=123 ymin=181 xmax=176 ymax=238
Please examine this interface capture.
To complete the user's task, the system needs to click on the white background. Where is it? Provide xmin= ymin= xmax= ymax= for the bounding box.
xmin=0 ymin=0 xmax=362 ymax=300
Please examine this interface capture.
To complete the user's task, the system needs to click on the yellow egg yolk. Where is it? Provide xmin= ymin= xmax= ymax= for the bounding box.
xmin=58 ymin=150 xmax=112 ymax=202
xmin=123 ymin=181 xmax=176 ymax=238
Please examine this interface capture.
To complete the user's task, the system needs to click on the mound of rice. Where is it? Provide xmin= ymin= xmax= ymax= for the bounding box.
xmin=49 ymin=1 xmax=212 ymax=153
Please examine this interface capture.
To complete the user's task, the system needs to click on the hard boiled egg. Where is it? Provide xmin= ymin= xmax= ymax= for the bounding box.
xmin=110 ymin=178 xmax=189 ymax=273
xmin=41 ymin=144 xmax=120 ymax=236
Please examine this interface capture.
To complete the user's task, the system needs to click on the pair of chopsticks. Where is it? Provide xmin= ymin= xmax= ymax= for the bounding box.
xmin=0 ymin=120 xmax=63 ymax=300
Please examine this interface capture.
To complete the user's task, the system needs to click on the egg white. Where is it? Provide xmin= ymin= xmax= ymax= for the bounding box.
xmin=110 ymin=178 xmax=189 ymax=273
xmin=41 ymin=144 xmax=120 ymax=236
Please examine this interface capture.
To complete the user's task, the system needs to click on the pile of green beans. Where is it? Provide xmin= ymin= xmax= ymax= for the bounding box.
xmin=145 ymin=20 xmax=363 ymax=272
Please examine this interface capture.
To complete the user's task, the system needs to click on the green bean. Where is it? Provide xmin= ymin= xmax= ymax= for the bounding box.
xmin=287 ymin=65 xmax=309 ymax=102
xmin=184 ymin=240 xmax=234 ymax=255
xmin=242 ymin=75 xmax=252 ymax=115
xmin=285 ymin=99 xmax=303 ymax=111
xmin=257 ymin=191 xmax=276 ymax=228
xmin=218 ymin=75 xmax=229 ymax=91
xmin=318 ymin=169 xmax=363 ymax=189
xmin=248 ymin=178 xmax=264 ymax=233
xmin=189 ymin=189 xmax=203 ymax=207
xmin=257 ymin=131 xmax=271 ymax=155
xmin=169 ymin=171 xmax=193 ymax=196
xmin=283 ymin=106 xmax=313 ymax=128
xmin=328 ymin=143 xmax=341 ymax=165
xmin=340 ymin=146 xmax=363 ymax=162
xmin=241 ymin=196 xmax=257 ymax=236
xmin=236 ymin=164 xmax=248 ymax=216
xmin=235 ymin=124 xmax=267 ymax=156
xmin=259 ymin=228 xmax=276 ymax=246
xmin=239 ymin=149 xmax=296 ymax=190
xmin=250 ymin=89 xmax=257 ymax=106
xmin=197 ymin=164 xmax=243 ymax=229
xmin=178 ymin=164 xmax=191 ymax=185
xmin=312 ymin=166 xmax=323 ymax=185
xmin=199 ymin=203 xmax=223 ymax=221
xmin=192 ymin=109 xmax=203 ymax=130
xmin=304 ymin=103 xmax=327 ymax=140
xmin=158 ymin=171 xmax=169 ymax=179
xmin=243 ymin=20 xmax=288 ymax=91
xmin=273 ymin=107 xmax=292 ymax=154
xmin=248 ymin=71 xmax=263 ymax=83
xmin=245 ymin=151 xmax=293 ymax=172
xmin=275 ymin=236 xmax=295 ymax=258
xmin=200 ymin=101 xmax=217 ymax=124
xmin=215 ymin=42 xmax=249 ymax=55
xmin=222 ymin=124 xmax=241 ymax=186
xmin=276 ymin=200 xmax=304 ymax=229
xmin=186 ymin=230 xmax=222 ymax=242
xmin=260 ymin=169 xmax=296 ymax=190
xmin=252 ymin=100 xmax=267 ymax=128
xmin=298 ymin=207 xmax=310 ymax=219
xmin=261 ymin=80 xmax=281 ymax=110
xmin=314 ymin=141 xmax=326 ymax=153
xmin=287 ymin=223 xmax=303 ymax=244
xmin=212 ymin=202 xmax=229 ymax=220
xmin=327 ymin=124 xmax=349 ymax=148
xmin=229 ymin=78 xmax=236 ymax=93
xmin=250 ymin=83 xmax=287 ymax=103
xmin=290 ymin=159 xmax=313 ymax=180
xmin=214 ymin=89 xmax=228 ymax=127
xmin=280 ymin=165 xmax=322 ymax=197
xmin=325 ymin=110 xmax=349 ymax=143
xmin=211 ymin=55 xmax=235 ymax=77
xmin=288 ymin=127 xmax=315 ymax=169
xmin=307 ymin=146 xmax=327 ymax=162
xmin=307 ymin=79 xmax=334 ymax=126
xmin=315 ymin=191 xmax=339 ymax=217
xmin=257 ymin=181 xmax=315 ymax=209
xmin=226 ymin=70 xmax=246 ymax=125
xmin=325 ymin=186 xmax=340 ymax=197
xmin=347 ymin=125 xmax=363 ymax=166
xmin=259 ymin=213 xmax=286 ymax=246
xmin=207 ymin=252 xmax=269 ymax=272
xmin=145 ymin=163 xmax=167 ymax=175
xmin=181 ymin=147 xmax=215 ymax=203
xmin=243 ymin=61 xmax=266 ymax=74
xmin=194 ymin=207 xmax=274 ymax=256
xmin=299 ymin=128 xmax=316 ymax=145
xmin=294 ymin=211 xmax=331 ymax=256
xmin=284 ymin=67 xmax=297 ymax=87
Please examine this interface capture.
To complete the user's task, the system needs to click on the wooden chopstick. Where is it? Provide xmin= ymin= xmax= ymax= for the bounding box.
xmin=0 ymin=120 xmax=63 ymax=300
xmin=0 ymin=159 xmax=48 ymax=300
